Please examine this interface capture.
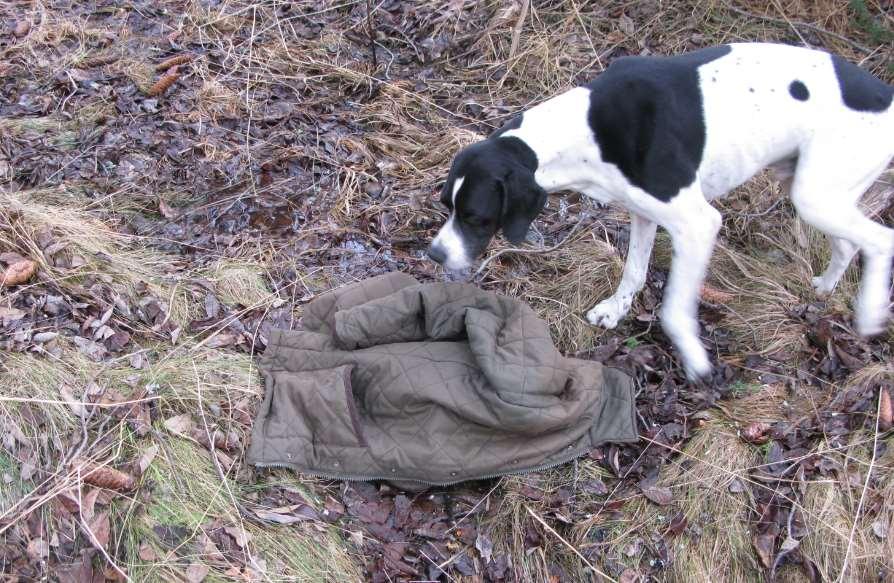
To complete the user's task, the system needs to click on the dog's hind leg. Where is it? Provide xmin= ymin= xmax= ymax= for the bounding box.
xmin=790 ymin=145 xmax=894 ymax=336
xmin=587 ymin=213 xmax=657 ymax=328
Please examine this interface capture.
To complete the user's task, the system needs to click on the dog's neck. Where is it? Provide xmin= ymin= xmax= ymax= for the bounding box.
xmin=497 ymin=87 xmax=620 ymax=203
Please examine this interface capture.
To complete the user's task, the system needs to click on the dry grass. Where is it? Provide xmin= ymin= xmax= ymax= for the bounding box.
xmin=800 ymin=433 xmax=894 ymax=581
xmin=495 ymin=228 xmax=623 ymax=352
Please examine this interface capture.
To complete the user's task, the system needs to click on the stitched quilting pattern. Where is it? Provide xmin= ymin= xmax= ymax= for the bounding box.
xmin=247 ymin=272 xmax=639 ymax=484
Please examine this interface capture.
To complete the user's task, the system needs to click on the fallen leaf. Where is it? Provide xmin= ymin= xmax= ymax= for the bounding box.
xmin=641 ymin=485 xmax=673 ymax=506
xmin=752 ymin=532 xmax=775 ymax=568
xmin=59 ymin=384 xmax=86 ymax=417
xmin=619 ymin=569 xmax=641 ymax=583
xmin=0 ymin=259 xmax=37 ymax=286
xmin=0 ymin=305 xmax=26 ymax=324
xmin=13 ymin=20 xmax=31 ymax=37
xmin=871 ymin=520 xmax=888 ymax=539
xmin=475 ymin=532 xmax=494 ymax=563
xmin=138 ymin=542 xmax=158 ymax=561
xmin=87 ymin=510 xmax=111 ymax=550
xmin=728 ymin=477 xmax=746 ymax=493
xmin=72 ymin=336 xmax=107 ymax=361
xmin=164 ymin=413 xmax=195 ymax=436
xmin=137 ymin=445 xmax=159 ymax=475
xmin=185 ymin=563 xmax=210 ymax=583
xmin=879 ymin=387 xmax=892 ymax=431
xmin=741 ymin=422 xmax=770 ymax=444
xmin=223 ymin=526 xmax=252 ymax=548
xmin=618 ymin=13 xmax=634 ymax=35
xmin=26 ymin=537 xmax=49 ymax=560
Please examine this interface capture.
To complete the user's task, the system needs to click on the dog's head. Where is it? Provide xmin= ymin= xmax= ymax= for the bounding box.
xmin=428 ymin=138 xmax=546 ymax=270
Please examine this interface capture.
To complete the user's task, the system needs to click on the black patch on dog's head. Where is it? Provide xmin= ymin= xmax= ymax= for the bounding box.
xmin=439 ymin=137 xmax=546 ymax=257
xmin=789 ymin=80 xmax=809 ymax=101
xmin=830 ymin=54 xmax=892 ymax=112
xmin=586 ymin=45 xmax=732 ymax=202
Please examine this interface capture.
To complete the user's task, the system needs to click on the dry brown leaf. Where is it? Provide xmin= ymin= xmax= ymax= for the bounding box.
xmin=156 ymin=54 xmax=193 ymax=71
xmin=87 ymin=510 xmax=111 ymax=550
xmin=223 ymin=525 xmax=252 ymax=548
xmin=146 ymin=66 xmax=180 ymax=96
xmin=752 ymin=532 xmax=775 ymax=568
xmin=74 ymin=460 xmax=136 ymax=491
xmin=641 ymin=485 xmax=673 ymax=506
xmin=13 ymin=20 xmax=31 ymax=37
xmin=1 ymin=259 xmax=37 ymax=287
xmin=164 ymin=413 xmax=195 ymax=436
xmin=26 ymin=537 xmax=49 ymax=561
xmin=80 ymin=487 xmax=101 ymax=522
xmin=879 ymin=387 xmax=892 ymax=431
xmin=158 ymin=198 xmax=177 ymax=219
xmin=138 ymin=541 xmax=158 ymax=561
xmin=137 ymin=444 xmax=159 ymax=475
xmin=59 ymin=384 xmax=86 ymax=417
xmin=185 ymin=563 xmax=210 ymax=583
xmin=741 ymin=421 xmax=770 ymax=444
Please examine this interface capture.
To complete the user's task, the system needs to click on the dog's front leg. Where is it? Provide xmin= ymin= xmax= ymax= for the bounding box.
xmin=659 ymin=195 xmax=722 ymax=381
xmin=587 ymin=213 xmax=657 ymax=328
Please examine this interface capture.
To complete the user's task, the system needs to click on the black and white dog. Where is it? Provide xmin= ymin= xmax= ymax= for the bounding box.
xmin=427 ymin=43 xmax=894 ymax=380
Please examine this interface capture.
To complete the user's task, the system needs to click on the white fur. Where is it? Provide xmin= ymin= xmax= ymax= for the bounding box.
xmin=431 ymin=176 xmax=469 ymax=270
xmin=502 ymin=43 xmax=894 ymax=380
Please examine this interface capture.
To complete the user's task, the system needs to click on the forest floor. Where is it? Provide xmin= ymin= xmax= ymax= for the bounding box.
xmin=1 ymin=1 xmax=893 ymax=581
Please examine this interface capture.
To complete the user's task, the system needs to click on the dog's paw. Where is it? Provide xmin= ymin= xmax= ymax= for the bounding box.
xmin=586 ymin=298 xmax=630 ymax=329
xmin=855 ymin=310 xmax=889 ymax=338
xmin=811 ymin=275 xmax=835 ymax=297
xmin=682 ymin=350 xmax=713 ymax=383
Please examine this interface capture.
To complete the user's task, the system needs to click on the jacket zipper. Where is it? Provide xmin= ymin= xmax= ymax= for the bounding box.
xmin=252 ymin=445 xmax=598 ymax=488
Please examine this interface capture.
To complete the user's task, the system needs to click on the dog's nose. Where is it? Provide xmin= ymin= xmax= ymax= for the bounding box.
xmin=427 ymin=244 xmax=446 ymax=265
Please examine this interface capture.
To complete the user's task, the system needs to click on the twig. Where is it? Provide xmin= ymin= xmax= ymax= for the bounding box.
xmin=724 ymin=3 xmax=873 ymax=54
xmin=365 ymin=0 xmax=378 ymax=72
xmin=507 ymin=0 xmax=530 ymax=63
xmin=526 ymin=506 xmax=617 ymax=582
xmin=471 ymin=218 xmax=587 ymax=281
xmin=835 ymin=388 xmax=883 ymax=582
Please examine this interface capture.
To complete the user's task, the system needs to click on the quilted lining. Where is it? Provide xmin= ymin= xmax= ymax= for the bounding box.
xmin=247 ymin=272 xmax=638 ymax=487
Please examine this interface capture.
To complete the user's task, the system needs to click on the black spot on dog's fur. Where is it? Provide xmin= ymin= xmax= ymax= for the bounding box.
xmin=587 ymin=45 xmax=732 ymax=202
xmin=789 ymin=80 xmax=809 ymax=101
xmin=831 ymin=54 xmax=893 ymax=112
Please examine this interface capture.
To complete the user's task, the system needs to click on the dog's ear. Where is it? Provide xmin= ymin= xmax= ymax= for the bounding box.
xmin=439 ymin=178 xmax=452 ymax=208
xmin=499 ymin=167 xmax=547 ymax=244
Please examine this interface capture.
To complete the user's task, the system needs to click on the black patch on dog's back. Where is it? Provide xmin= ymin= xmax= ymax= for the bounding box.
xmin=831 ymin=54 xmax=893 ymax=112
xmin=789 ymin=80 xmax=809 ymax=101
xmin=587 ymin=45 xmax=732 ymax=201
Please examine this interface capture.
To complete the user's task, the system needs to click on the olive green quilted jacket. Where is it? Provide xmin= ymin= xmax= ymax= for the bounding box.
xmin=247 ymin=272 xmax=637 ymax=488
